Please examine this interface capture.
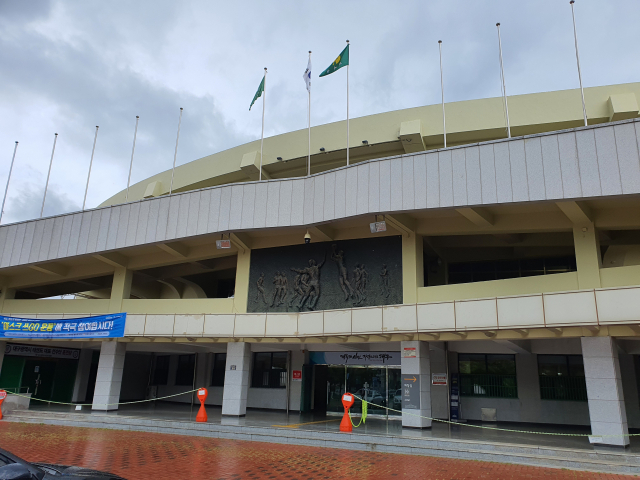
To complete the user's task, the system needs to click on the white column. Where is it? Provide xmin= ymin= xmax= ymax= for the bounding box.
xmin=222 ymin=342 xmax=251 ymax=416
xmin=401 ymin=340 xmax=431 ymax=428
xmin=92 ymin=341 xmax=126 ymax=411
xmin=71 ymin=349 xmax=94 ymax=403
xmin=0 ymin=341 xmax=6 ymax=375
xmin=581 ymin=336 xmax=629 ymax=447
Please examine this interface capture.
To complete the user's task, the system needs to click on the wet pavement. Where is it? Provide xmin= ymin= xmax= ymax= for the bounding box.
xmin=1 ymin=421 xmax=638 ymax=480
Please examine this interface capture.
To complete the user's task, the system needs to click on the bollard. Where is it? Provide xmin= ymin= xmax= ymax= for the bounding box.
xmin=196 ymin=388 xmax=208 ymax=423
xmin=0 ymin=390 xmax=6 ymax=420
xmin=340 ymin=392 xmax=355 ymax=433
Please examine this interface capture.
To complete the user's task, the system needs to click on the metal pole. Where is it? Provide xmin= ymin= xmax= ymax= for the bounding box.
xmin=286 ymin=350 xmax=291 ymax=416
xmin=0 ymin=141 xmax=19 ymax=225
xmin=438 ymin=40 xmax=446 ymax=148
xmin=570 ymin=0 xmax=588 ymax=127
xmin=40 ymin=133 xmax=58 ymax=218
xmin=496 ymin=23 xmax=511 ymax=138
xmin=260 ymin=68 xmax=267 ymax=181
xmin=82 ymin=126 xmax=99 ymax=211
xmin=125 ymin=116 xmax=139 ymax=202
xmin=169 ymin=107 xmax=184 ymax=195
xmin=308 ymin=51 xmax=312 ymax=177
xmin=346 ymin=40 xmax=350 ymax=166
xmin=191 ymin=353 xmax=197 ymax=419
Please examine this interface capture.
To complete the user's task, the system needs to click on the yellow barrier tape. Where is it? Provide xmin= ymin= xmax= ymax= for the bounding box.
xmin=5 ymin=389 xmax=200 ymax=407
xmin=353 ymin=395 xmax=639 ymax=438
xmin=349 ymin=399 xmax=367 ymax=427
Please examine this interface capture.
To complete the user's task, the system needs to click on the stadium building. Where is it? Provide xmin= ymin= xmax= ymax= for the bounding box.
xmin=1 ymin=82 xmax=640 ymax=447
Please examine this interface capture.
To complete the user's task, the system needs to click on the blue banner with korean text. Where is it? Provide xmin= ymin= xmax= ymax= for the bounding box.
xmin=0 ymin=313 xmax=126 ymax=339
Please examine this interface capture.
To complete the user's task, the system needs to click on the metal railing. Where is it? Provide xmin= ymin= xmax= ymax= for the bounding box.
xmin=539 ymin=375 xmax=587 ymax=401
xmin=0 ymin=386 xmax=30 ymax=394
xmin=460 ymin=374 xmax=518 ymax=398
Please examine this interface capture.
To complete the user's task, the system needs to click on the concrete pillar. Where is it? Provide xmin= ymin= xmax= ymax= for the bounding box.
xmin=401 ymin=340 xmax=431 ymax=428
xmin=428 ymin=343 xmax=448 ymax=419
xmin=573 ymin=224 xmax=602 ymax=289
xmin=71 ymin=349 xmax=94 ymax=403
xmin=0 ymin=287 xmax=15 ymax=313
xmin=92 ymin=341 xmax=126 ymax=411
xmin=0 ymin=340 xmax=6 ymax=375
xmin=581 ymin=336 xmax=629 ymax=447
xmin=289 ymin=350 xmax=306 ymax=412
xmin=109 ymin=267 xmax=133 ymax=313
xmin=402 ymin=234 xmax=423 ymax=304
xmin=233 ymin=250 xmax=251 ymax=313
xmin=222 ymin=342 xmax=251 ymax=416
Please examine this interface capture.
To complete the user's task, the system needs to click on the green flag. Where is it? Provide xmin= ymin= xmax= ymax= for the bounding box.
xmin=319 ymin=44 xmax=349 ymax=77
xmin=249 ymin=76 xmax=265 ymax=111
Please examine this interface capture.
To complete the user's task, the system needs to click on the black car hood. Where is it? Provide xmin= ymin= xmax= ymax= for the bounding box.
xmin=32 ymin=463 xmax=126 ymax=480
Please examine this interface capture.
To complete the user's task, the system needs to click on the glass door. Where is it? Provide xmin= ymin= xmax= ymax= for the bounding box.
xmin=346 ymin=366 xmax=387 ymax=416
xmin=326 ymin=366 xmax=346 ymax=414
xmin=387 ymin=368 xmax=401 ymax=416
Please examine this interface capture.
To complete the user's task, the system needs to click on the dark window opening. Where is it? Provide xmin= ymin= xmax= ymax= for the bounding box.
xmin=151 ymin=355 xmax=170 ymax=386
xmin=252 ymin=352 xmax=287 ymax=389
xmin=175 ymin=354 xmax=195 ymax=386
xmin=538 ymin=354 xmax=587 ymax=401
xmin=458 ymin=354 xmax=517 ymax=398
xmin=211 ymin=353 xmax=227 ymax=387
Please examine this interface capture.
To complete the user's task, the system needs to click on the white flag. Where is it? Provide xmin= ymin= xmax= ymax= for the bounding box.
xmin=303 ymin=58 xmax=312 ymax=92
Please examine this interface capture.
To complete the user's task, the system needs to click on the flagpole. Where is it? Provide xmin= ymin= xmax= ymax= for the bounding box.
xmin=169 ymin=107 xmax=184 ymax=195
xmin=496 ymin=23 xmax=511 ymax=138
xmin=346 ymin=40 xmax=350 ymax=167
xmin=260 ymin=67 xmax=267 ymax=181
xmin=82 ymin=126 xmax=99 ymax=211
xmin=125 ymin=116 xmax=139 ymax=202
xmin=0 ymin=141 xmax=18 ymax=225
xmin=40 ymin=133 xmax=58 ymax=218
xmin=308 ymin=51 xmax=312 ymax=177
xmin=570 ymin=0 xmax=588 ymax=127
xmin=438 ymin=40 xmax=446 ymax=148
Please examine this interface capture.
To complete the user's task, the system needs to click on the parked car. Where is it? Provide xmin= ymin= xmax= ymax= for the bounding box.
xmin=0 ymin=448 xmax=125 ymax=480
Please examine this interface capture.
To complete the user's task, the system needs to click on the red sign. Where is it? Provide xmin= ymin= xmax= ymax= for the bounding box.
xmin=0 ymin=390 xmax=6 ymax=420
xmin=292 ymin=370 xmax=302 ymax=381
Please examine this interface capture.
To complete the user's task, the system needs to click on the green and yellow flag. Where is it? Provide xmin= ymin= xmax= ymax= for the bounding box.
xmin=249 ymin=76 xmax=265 ymax=111
xmin=319 ymin=44 xmax=349 ymax=77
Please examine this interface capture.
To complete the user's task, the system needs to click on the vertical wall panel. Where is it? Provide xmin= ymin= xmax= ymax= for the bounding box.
xmin=356 ymin=164 xmax=370 ymax=215
xmin=145 ymin=200 xmax=160 ymax=244
xmin=0 ymin=227 xmax=8 ymax=266
xmin=538 ymin=135 xmax=562 ymax=200
xmin=95 ymin=209 xmax=111 ymax=253
xmin=165 ymin=196 xmax=181 ymax=240
xmin=323 ymin=173 xmax=335 ymax=222
xmin=438 ymin=150 xmax=454 ymax=207
xmin=208 ymin=188 xmax=222 ymax=233
xmin=509 ymin=139 xmax=529 ymax=202
xmin=389 ymin=158 xmax=403 ymax=211
xmin=615 ymin=123 xmax=640 ymax=194
xmin=217 ymin=186 xmax=233 ymax=232
xmin=253 ymin=182 xmax=268 ymax=229
xmin=154 ymin=197 xmax=171 ymax=242
xmin=465 ymin=147 xmax=481 ymax=206
xmin=524 ymin=137 xmax=546 ymax=201
xmin=196 ymin=189 xmax=211 ymax=235
xmin=37 ymin=218 xmax=55 ymax=261
xmin=1 ymin=225 xmax=17 ymax=268
xmin=186 ymin=191 xmax=201 ymax=237
xmin=493 ymin=142 xmax=513 ymax=203
xmin=575 ymin=130 xmax=602 ymax=197
xmin=76 ymin=212 xmax=94 ymax=255
xmin=228 ymin=186 xmax=243 ymax=231
xmin=479 ymin=144 xmax=497 ymax=204
xmin=290 ymin=179 xmax=305 ymax=225
xmin=28 ymin=221 xmax=45 ymax=263
xmin=378 ymin=160 xmax=391 ymax=212
xmin=46 ymin=217 xmax=63 ymax=260
xmin=451 ymin=148 xmax=467 ymax=206
xmin=401 ymin=157 xmax=415 ymax=210
xmin=557 ymin=132 xmax=582 ymax=199
xmin=594 ymin=126 xmax=622 ymax=196
xmin=134 ymin=202 xmax=150 ymax=246
xmin=67 ymin=213 xmax=84 ymax=256
xmin=175 ymin=194 xmax=191 ymax=238
xmin=266 ymin=181 xmax=281 ymax=228
xmin=21 ymin=222 xmax=36 ymax=263
xmin=333 ymin=170 xmax=347 ymax=219
xmin=413 ymin=154 xmax=427 ymax=209
xmin=114 ymin=205 xmax=130 ymax=249
xmin=240 ymin=184 xmax=255 ymax=230
xmin=345 ymin=166 xmax=358 ymax=217
xmin=9 ymin=223 xmax=25 ymax=265
xmin=303 ymin=177 xmax=316 ymax=224
xmin=314 ymin=174 xmax=325 ymax=222
xmin=278 ymin=180 xmax=293 ymax=227
xmin=426 ymin=152 xmax=440 ymax=208
xmin=124 ymin=204 xmax=140 ymax=247
xmin=105 ymin=207 xmax=120 ymax=251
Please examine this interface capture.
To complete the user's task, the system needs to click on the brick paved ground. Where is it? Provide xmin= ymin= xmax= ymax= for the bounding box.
xmin=0 ymin=422 xmax=636 ymax=480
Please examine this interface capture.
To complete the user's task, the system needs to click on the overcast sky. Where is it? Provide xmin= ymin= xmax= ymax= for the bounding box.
xmin=0 ymin=0 xmax=638 ymax=224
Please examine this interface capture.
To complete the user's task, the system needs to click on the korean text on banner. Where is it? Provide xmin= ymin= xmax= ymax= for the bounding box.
xmin=0 ymin=313 xmax=126 ymax=339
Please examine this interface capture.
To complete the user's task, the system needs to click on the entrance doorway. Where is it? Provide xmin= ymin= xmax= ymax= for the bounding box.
xmin=314 ymin=365 xmax=401 ymax=418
